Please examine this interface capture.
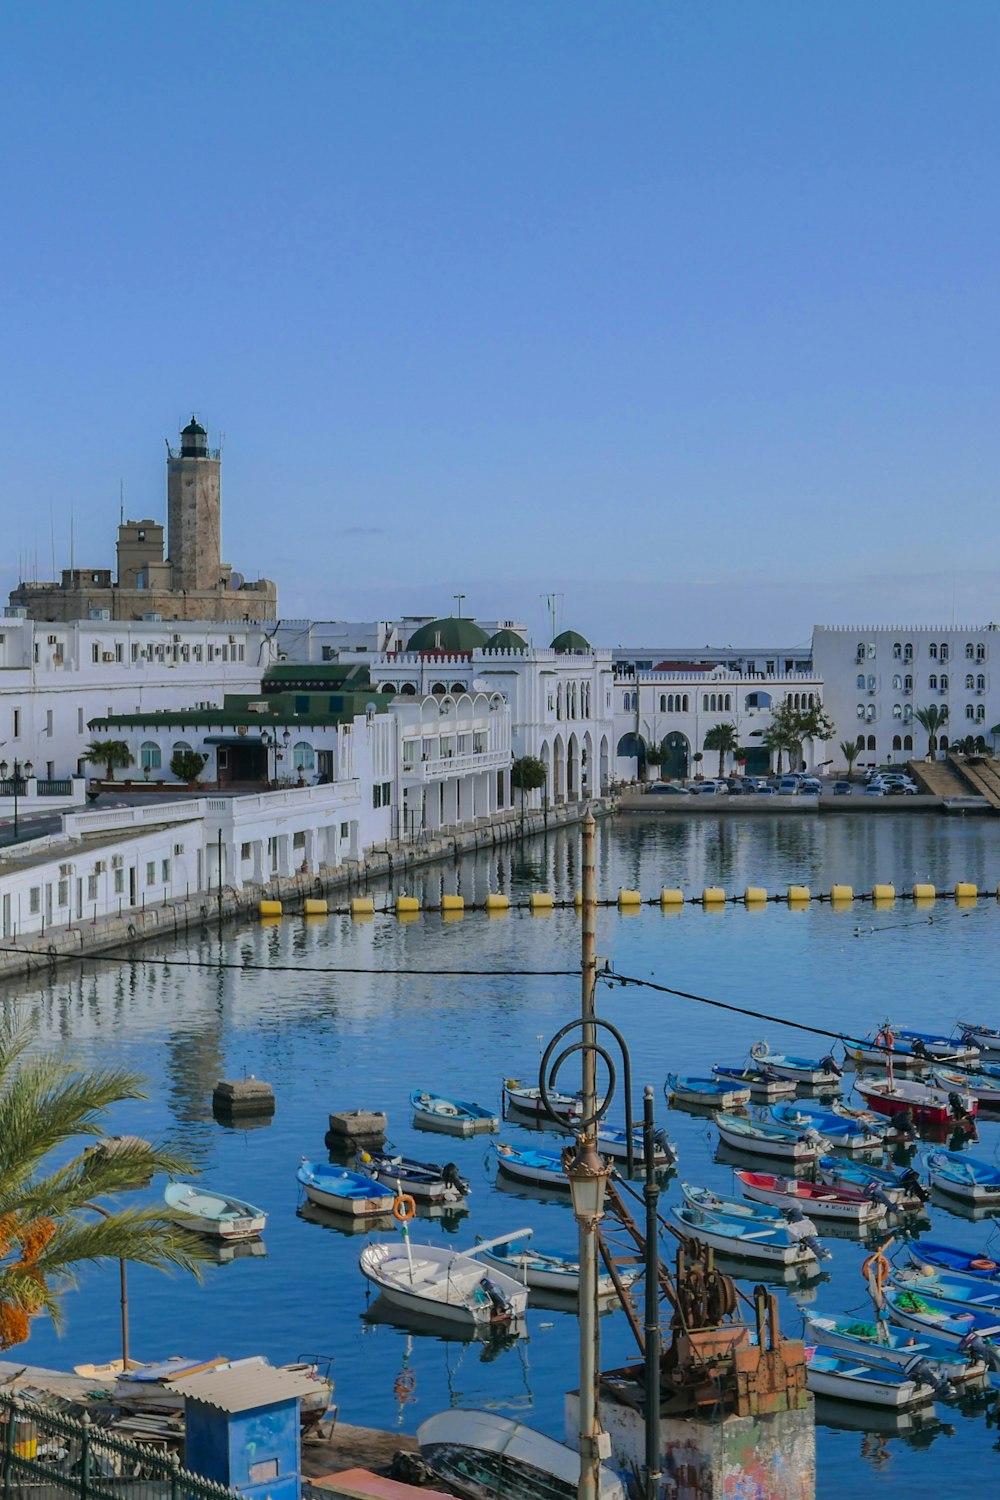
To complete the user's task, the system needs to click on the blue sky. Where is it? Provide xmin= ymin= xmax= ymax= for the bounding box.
xmin=3 ymin=2 xmax=999 ymax=646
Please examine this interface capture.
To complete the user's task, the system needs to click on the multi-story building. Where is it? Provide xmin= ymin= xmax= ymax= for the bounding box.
xmin=812 ymin=624 xmax=1000 ymax=767
xmin=9 ymin=419 xmax=277 ymax=623
xmin=613 ymin=643 xmax=813 ymax=676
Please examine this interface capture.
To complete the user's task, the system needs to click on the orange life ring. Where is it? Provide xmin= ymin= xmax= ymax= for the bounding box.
xmin=970 ymin=1257 xmax=997 ymax=1272
xmin=392 ymin=1193 xmax=417 ymax=1223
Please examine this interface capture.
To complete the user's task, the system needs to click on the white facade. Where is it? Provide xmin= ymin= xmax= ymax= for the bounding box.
xmin=614 ymin=667 xmax=826 ymax=779
xmin=0 ymin=617 xmax=277 ymax=782
xmin=392 ymin=691 xmax=512 ymax=837
xmin=812 ymin=624 xmax=1000 ymax=767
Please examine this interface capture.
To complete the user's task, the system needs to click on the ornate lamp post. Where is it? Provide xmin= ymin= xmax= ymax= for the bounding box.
xmin=0 ymin=758 xmax=33 ymax=841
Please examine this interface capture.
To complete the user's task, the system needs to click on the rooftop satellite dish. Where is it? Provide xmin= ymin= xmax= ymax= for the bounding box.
xmin=230 ymin=571 xmax=245 ymax=591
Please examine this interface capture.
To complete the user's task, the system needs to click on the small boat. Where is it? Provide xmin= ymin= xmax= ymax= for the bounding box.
xmin=411 ymin=1090 xmax=499 ymax=1137
xmin=749 ymin=1042 xmax=842 ymax=1087
xmin=714 ymin=1111 xmax=828 ymax=1163
xmin=897 ymin=1027 xmax=980 ymax=1062
xmin=883 ymin=1284 xmax=1000 ymax=1368
xmin=418 ymin=1409 xmax=627 ymax=1500
xmin=163 ymin=1182 xmax=266 ymax=1240
xmin=473 ymin=1230 xmax=637 ymax=1299
xmin=803 ymin=1312 xmax=986 ymax=1386
xmin=890 ymin=1265 xmax=1000 ymax=1317
xmin=494 ymin=1143 xmax=567 ymax=1191
xmin=681 ymin=1183 xmax=823 ymax=1243
xmin=927 ymin=1149 xmax=1000 ymax=1204
xmin=358 ymin=1149 xmax=470 ymax=1206
xmin=934 ymin=1066 xmax=1000 ymax=1108
xmin=595 ymin=1124 xmax=676 ymax=1169
xmin=735 ymin=1169 xmax=886 ymax=1226
xmin=854 ymin=1076 xmax=977 ymax=1128
xmin=666 ymin=1072 xmax=750 ymax=1109
xmin=503 ymin=1081 xmax=587 ymax=1121
xmin=804 ymin=1345 xmax=939 ymax=1409
xmin=909 ymin=1240 xmax=1000 ymax=1281
xmin=771 ymin=1101 xmax=885 ymax=1153
xmin=712 ymin=1065 xmax=798 ymax=1102
xmin=671 ymin=1204 xmax=819 ymax=1268
xmin=359 ymin=1235 xmax=528 ymax=1332
xmin=847 ymin=1026 xmax=978 ymax=1072
xmin=815 ymin=1156 xmax=928 ymax=1212
xmin=296 ymin=1159 xmax=395 ymax=1217
xmin=957 ymin=1021 xmax=1000 ymax=1054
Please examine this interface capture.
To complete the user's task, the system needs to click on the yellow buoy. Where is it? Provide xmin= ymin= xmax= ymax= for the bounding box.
xmin=618 ymin=889 xmax=642 ymax=908
xmin=350 ymin=896 xmax=375 ymax=918
xmin=744 ymin=887 xmax=767 ymax=905
xmin=395 ymin=895 xmax=420 ymax=914
xmin=955 ymin=882 xmax=978 ymax=900
xmin=787 ymin=885 xmax=810 ymax=904
xmin=441 ymin=894 xmax=465 ymax=914
xmin=529 ymin=892 xmax=555 ymax=911
xmin=830 ymin=884 xmax=853 ymax=903
xmin=702 ymin=887 xmax=726 ymax=905
xmin=485 ymin=893 xmax=510 ymax=913
xmin=871 ymin=883 xmax=895 ymax=902
xmin=573 ymin=891 xmax=583 ymax=909
xmin=258 ymin=899 xmax=282 ymax=918
xmin=911 ymin=883 xmax=936 ymax=901
xmin=303 ymin=897 xmax=328 ymax=916
xmin=660 ymin=887 xmax=684 ymax=906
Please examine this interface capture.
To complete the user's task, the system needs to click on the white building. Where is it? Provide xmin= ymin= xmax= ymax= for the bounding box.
xmin=0 ymin=615 xmax=277 ymax=782
xmin=613 ymin=665 xmax=827 ymax=779
xmin=811 ymin=624 xmax=1000 ymax=768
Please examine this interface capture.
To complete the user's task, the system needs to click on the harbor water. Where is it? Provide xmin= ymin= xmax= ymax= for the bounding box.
xmin=12 ymin=810 xmax=1000 ymax=1500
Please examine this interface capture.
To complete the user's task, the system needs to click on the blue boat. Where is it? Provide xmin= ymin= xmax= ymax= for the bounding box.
xmin=749 ymin=1042 xmax=842 ymax=1086
xmin=928 ymin=1150 xmax=1000 ymax=1206
xmin=890 ymin=1265 xmax=1000 ymax=1314
xmin=909 ymin=1240 xmax=1000 ymax=1281
xmin=594 ymin=1124 xmax=676 ymax=1169
xmin=411 ymin=1089 xmax=499 ymax=1137
xmin=771 ymin=1101 xmax=885 ymax=1152
xmin=671 ymin=1204 xmax=820 ymax=1268
xmin=665 ymin=1072 xmax=750 ymax=1108
xmin=815 ymin=1156 xmax=927 ymax=1211
xmin=712 ymin=1065 xmax=798 ymax=1101
xmin=296 ymin=1159 xmax=395 ymax=1218
xmin=494 ymin=1143 xmax=568 ymax=1190
xmin=803 ymin=1311 xmax=986 ymax=1385
xmin=884 ymin=1284 xmax=1000 ymax=1369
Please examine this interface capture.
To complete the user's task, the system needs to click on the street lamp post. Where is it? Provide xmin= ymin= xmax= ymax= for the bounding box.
xmin=0 ymin=758 xmax=33 ymax=842
xmin=83 ymin=1202 xmax=129 ymax=1371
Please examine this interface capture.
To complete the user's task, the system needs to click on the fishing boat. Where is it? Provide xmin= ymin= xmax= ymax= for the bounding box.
xmin=770 ymin=1101 xmax=885 ymax=1153
xmin=957 ymin=1021 xmax=1000 ymax=1054
xmin=815 ymin=1156 xmax=928 ymax=1212
xmin=411 ymin=1090 xmax=499 ymax=1137
xmin=681 ymin=1183 xmax=824 ymax=1244
xmin=909 ymin=1240 xmax=1000 ymax=1281
xmin=927 ymin=1150 xmax=1000 ymax=1205
xmin=503 ymin=1081 xmax=589 ymax=1121
xmin=882 ymin=1284 xmax=1000 ymax=1368
xmin=934 ymin=1066 xmax=1000 ymax=1108
xmin=358 ymin=1149 xmax=469 ymax=1206
xmin=494 ymin=1143 xmax=568 ymax=1191
xmin=665 ymin=1072 xmax=750 ymax=1109
xmin=712 ymin=1065 xmax=798 ymax=1102
xmin=847 ymin=1026 xmax=978 ymax=1072
xmin=735 ymin=1169 xmax=886 ymax=1226
xmin=296 ymin=1160 xmax=396 ymax=1218
xmin=359 ymin=1236 xmax=528 ymax=1332
xmin=670 ymin=1204 xmax=820 ymax=1268
xmin=595 ymin=1124 xmax=677 ymax=1169
xmin=417 ymin=1409 xmax=627 ymax=1500
xmin=473 ymin=1230 xmax=638 ymax=1299
xmin=804 ymin=1345 xmax=940 ymax=1409
xmin=802 ymin=1312 xmax=987 ymax=1385
xmin=896 ymin=1028 xmax=980 ymax=1063
xmin=890 ymin=1265 xmax=1000 ymax=1317
xmin=854 ymin=1075 xmax=977 ymax=1128
xmin=714 ymin=1111 xmax=828 ymax=1163
xmin=163 ymin=1183 xmax=267 ymax=1240
xmin=749 ymin=1042 xmax=842 ymax=1087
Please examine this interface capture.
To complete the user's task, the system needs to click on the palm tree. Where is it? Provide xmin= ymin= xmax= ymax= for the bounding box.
xmin=839 ymin=739 xmax=860 ymax=779
xmin=0 ymin=1023 xmax=204 ymax=1350
xmin=703 ymin=723 xmax=740 ymax=779
xmin=83 ymin=739 xmax=133 ymax=783
xmin=914 ymin=704 xmax=949 ymax=760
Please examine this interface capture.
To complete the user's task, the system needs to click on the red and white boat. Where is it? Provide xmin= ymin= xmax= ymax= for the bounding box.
xmin=734 ymin=1168 xmax=886 ymax=1225
xmin=854 ymin=1075 xmax=977 ymax=1128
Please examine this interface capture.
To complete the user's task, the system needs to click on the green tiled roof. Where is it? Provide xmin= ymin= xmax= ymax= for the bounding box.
xmin=89 ymin=686 xmax=395 ymax=732
xmin=406 ymin=617 xmax=490 ymax=653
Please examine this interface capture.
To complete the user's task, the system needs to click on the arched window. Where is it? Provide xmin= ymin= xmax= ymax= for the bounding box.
xmin=940 ymin=736 xmax=950 ymax=750
xmin=966 ymin=674 xmax=975 ymax=690
xmin=929 ymin=674 xmax=937 ymax=690
xmin=866 ymin=705 xmax=876 ymax=721
xmin=682 ymin=695 xmax=689 ymax=711
xmin=892 ymin=735 xmax=902 ymax=750
xmin=432 ymin=682 xmax=446 ymax=695
xmin=450 ymin=681 xmax=465 ymax=694
xmin=867 ymin=675 xmax=876 ymax=692
xmin=856 ymin=733 xmax=865 ymax=749
xmin=966 ymin=704 xmax=975 ymax=720
xmin=977 ymin=674 xmax=986 ymax=692
xmin=702 ymin=694 xmax=709 ymax=711
xmin=868 ymin=643 xmax=877 ymax=659
xmin=892 ymin=674 xmax=902 ymax=691
xmin=940 ymin=674 xmax=949 ymax=691
xmin=892 ymin=704 xmax=902 ymax=718
xmin=893 ymin=642 xmax=902 ymax=659
xmin=293 ymin=741 xmax=315 ymax=770
xmin=140 ymin=741 xmax=161 ymax=770
xmin=904 ymin=675 xmax=912 ymax=692
xmin=856 ymin=703 xmax=866 ymax=718
xmin=172 ymin=740 xmax=191 ymax=755
xmin=867 ymin=734 xmax=876 ymax=750
xmin=977 ymin=644 xmax=986 ymax=662
xmin=808 ymin=693 xmax=815 ymax=708
xmin=659 ymin=694 xmax=666 ymax=712
xmin=856 ymin=641 xmax=866 ymax=663
xmin=904 ymin=643 xmax=913 ymax=661
xmin=401 ymin=682 xmax=416 ymax=695
xmin=929 ymin=642 xmax=938 ymax=659
xmin=725 ymin=694 xmax=732 ymax=711
xmin=557 ymin=683 xmax=564 ymax=719
xmin=856 ymin=674 xmax=865 ymax=690
xmin=977 ymin=704 xmax=986 ymax=722
xmin=940 ymin=643 xmax=950 ymax=661
xmin=903 ymin=705 xmax=913 ymax=721
xmin=903 ymin=734 xmax=913 ymax=750
xmin=966 ymin=642 xmax=975 ymax=659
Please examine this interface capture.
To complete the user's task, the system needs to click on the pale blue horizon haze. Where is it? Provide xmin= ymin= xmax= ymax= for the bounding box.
xmin=3 ymin=2 xmax=999 ymax=646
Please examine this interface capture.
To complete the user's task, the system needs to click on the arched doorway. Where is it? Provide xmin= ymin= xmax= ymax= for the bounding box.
xmin=553 ymin=736 xmax=565 ymax=803
xmin=599 ymin=735 xmax=610 ymax=793
xmin=567 ymin=733 xmax=580 ymax=801
xmin=616 ymin=732 xmax=646 ymax=780
xmin=661 ymin=732 xmax=689 ymax=781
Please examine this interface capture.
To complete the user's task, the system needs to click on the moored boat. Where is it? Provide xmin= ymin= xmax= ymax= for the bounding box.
xmin=712 ymin=1064 xmax=798 ymax=1102
xmin=357 ymin=1149 xmax=470 ymax=1206
xmin=473 ymin=1230 xmax=637 ymax=1299
xmin=909 ymin=1240 xmax=1000 ymax=1281
xmin=771 ymin=1101 xmax=885 ymax=1153
xmin=163 ymin=1182 xmax=267 ymax=1240
xmin=882 ymin=1284 xmax=1000 ymax=1369
xmin=417 ymin=1409 xmax=627 ymax=1500
xmin=927 ymin=1149 xmax=1000 ymax=1205
xmin=411 ymin=1090 xmax=499 ymax=1136
xmin=595 ymin=1124 xmax=676 ymax=1169
xmin=815 ymin=1156 xmax=927 ymax=1212
xmin=735 ymin=1168 xmax=885 ymax=1226
xmin=665 ymin=1072 xmax=750 ymax=1109
xmin=714 ymin=1111 xmax=827 ymax=1163
xmin=804 ymin=1345 xmax=940 ymax=1409
xmin=802 ymin=1312 xmax=986 ymax=1385
xmin=957 ymin=1020 xmax=1000 ymax=1054
xmin=296 ymin=1159 xmax=396 ymax=1217
xmin=503 ymin=1081 xmax=588 ymax=1121
xmin=749 ymin=1042 xmax=842 ymax=1088
xmin=359 ymin=1236 xmax=528 ymax=1332
xmin=854 ymin=1076 xmax=976 ymax=1128
xmin=889 ymin=1265 xmax=1000 ymax=1316
xmin=670 ymin=1203 xmax=819 ymax=1268
xmin=494 ymin=1143 xmax=568 ymax=1191
xmin=681 ymin=1183 xmax=824 ymax=1245
xmin=933 ymin=1066 xmax=1000 ymax=1108
xmin=847 ymin=1025 xmax=978 ymax=1072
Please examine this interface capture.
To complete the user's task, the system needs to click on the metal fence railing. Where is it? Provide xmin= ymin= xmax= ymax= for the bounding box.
xmin=0 ymin=1394 xmax=236 ymax=1500
xmin=36 ymin=781 xmax=73 ymax=797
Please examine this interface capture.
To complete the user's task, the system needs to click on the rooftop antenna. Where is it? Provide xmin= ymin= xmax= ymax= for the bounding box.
xmin=119 ymin=479 xmax=124 ymax=526
xmin=49 ymin=506 xmax=56 ymax=580
xmin=454 ymin=593 xmax=465 ymax=618
xmin=541 ymin=592 xmax=563 ymax=641
xmin=69 ymin=507 xmax=74 ymax=572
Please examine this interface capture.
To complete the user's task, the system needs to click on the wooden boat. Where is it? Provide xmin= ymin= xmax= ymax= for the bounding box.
xmin=957 ymin=1020 xmax=1000 ymax=1054
xmin=358 ymin=1149 xmax=470 ymax=1206
xmin=494 ymin=1143 xmax=568 ymax=1190
xmin=847 ymin=1027 xmax=978 ymax=1072
xmin=665 ymin=1072 xmax=750 ymax=1109
xmin=411 ymin=1090 xmax=499 ymax=1137
xmin=714 ymin=1111 xmax=827 ymax=1163
xmin=735 ymin=1169 xmax=885 ymax=1226
xmin=503 ymin=1082 xmax=586 ymax=1121
xmin=359 ymin=1235 xmax=528 ymax=1331
xmin=802 ymin=1312 xmax=987 ymax=1385
xmin=896 ymin=1028 xmax=979 ymax=1063
xmin=163 ymin=1182 xmax=266 ymax=1240
xmin=890 ymin=1266 xmax=1000 ymax=1316
xmin=712 ymin=1065 xmax=798 ymax=1102
xmin=854 ymin=1076 xmax=977 ymax=1127
xmin=473 ymin=1230 xmax=637 ymax=1299
xmin=909 ymin=1240 xmax=1000 ymax=1281
xmin=595 ymin=1124 xmax=676 ymax=1169
xmin=681 ymin=1183 xmax=824 ymax=1249
xmin=417 ymin=1409 xmax=627 ymax=1500
xmin=749 ymin=1042 xmax=842 ymax=1087
xmin=815 ymin=1156 xmax=927 ymax=1212
xmin=927 ymin=1149 xmax=1000 ymax=1204
xmin=670 ymin=1204 xmax=819 ymax=1268
xmin=883 ymin=1284 xmax=1000 ymax=1368
xmin=770 ymin=1101 xmax=885 ymax=1153
xmin=804 ymin=1345 xmax=939 ymax=1409
xmin=296 ymin=1159 xmax=395 ymax=1217
xmin=934 ymin=1066 xmax=1000 ymax=1108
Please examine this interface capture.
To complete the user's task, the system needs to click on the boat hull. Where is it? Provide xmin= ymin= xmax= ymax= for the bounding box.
xmin=496 ymin=1157 xmax=568 ymax=1191
xmin=360 ymin=1243 xmax=528 ymax=1331
xmin=803 ymin=1315 xmax=986 ymax=1383
xmin=805 ymin=1357 xmax=932 ymax=1409
xmin=712 ymin=1068 xmax=798 ymax=1102
xmin=672 ymin=1208 xmax=816 ymax=1267
xmin=715 ymin=1116 xmax=823 ymax=1162
xmin=418 ymin=1411 xmax=627 ymax=1500
xmin=737 ymin=1172 xmax=882 ymax=1225
xmin=854 ymin=1081 xmax=975 ymax=1127
xmin=413 ymin=1107 xmax=498 ymax=1137
xmin=302 ymin=1183 xmax=395 ymax=1217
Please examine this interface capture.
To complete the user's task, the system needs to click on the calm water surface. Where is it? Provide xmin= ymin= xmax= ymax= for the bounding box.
xmin=12 ymin=812 xmax=1000 ymax=1500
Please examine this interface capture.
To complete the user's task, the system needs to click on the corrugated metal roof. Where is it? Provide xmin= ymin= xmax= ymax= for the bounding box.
xmin=171 ymin=1360 xmax=319 ymax=1413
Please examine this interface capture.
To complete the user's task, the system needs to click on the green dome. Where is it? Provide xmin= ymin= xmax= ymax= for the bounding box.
xmin=485 ymin=628 xmax=527 ymax=650
xmin=406 ymin=616 xmax=490 ymax=653
xmin=551 ymin=629 xmax=591 ymax=653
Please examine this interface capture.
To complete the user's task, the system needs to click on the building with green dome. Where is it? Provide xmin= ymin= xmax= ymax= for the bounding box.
xmin=406 ymin=617 xmax=491 ymax=654
xmin=485 ymin=628 xmax=527 ymax=651
xmin=551 ymin=629 xmax=591 ymax=654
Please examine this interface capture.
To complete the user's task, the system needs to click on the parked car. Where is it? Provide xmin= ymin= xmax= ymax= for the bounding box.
xmin=863 ymin=784 xmax=885 ymax=796
xmin=798 ymin=777 xmax=822 ymax=794
xmin=755 ymin=785 xmax=776 ymax=795
xmin=885 ymin=783 xmax=918 ymax=795
xmin=649 ymin=783 xmax=691 ymax=795
xmin=695 ymin=782 xmax=720 ymax=795
xmin=777 ymin=777 xmax=800 ymax=794
xmin=832 ymin=781 xmax=853 ymax=795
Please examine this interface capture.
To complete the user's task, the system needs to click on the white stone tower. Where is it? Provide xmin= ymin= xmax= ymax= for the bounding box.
xmin=167 ymin=417 xmax=224 ymax=592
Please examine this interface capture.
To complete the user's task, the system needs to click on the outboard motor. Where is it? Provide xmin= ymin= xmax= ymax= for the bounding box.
xmin=803 ymin=1233 xmax=831 ymax=1262
xmin=961 ymin=1332 xmax=1000 ymax=1372
xmin=865 ymin=1181 xmax=897 ymax=1213
xmin=912 ymin=1038 xmax=929 ymax=1061
xmin=904 ymin=1356 xmax=955 ymax=1401
xmin=818 ymin=1053 xmax=843 ymax=1077
xmin=442 ymin=1162 xmax=470 ymax=1196
xmin=896 ymin=1108 xmax=917 ymax=1140
xmin=949 ymin=1091 xmax=970 ymax=1121
xmin=898 ymin=1166 xmax=930 ymax=1203
xmin=479 ymin=1276 xmax=514 ymax=1322
xmin=653 ymin=1128 xmax=678 ymax=1167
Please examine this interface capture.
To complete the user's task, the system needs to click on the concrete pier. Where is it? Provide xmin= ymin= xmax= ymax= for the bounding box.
xmin=212 ymin=1077 xmax=276 ymax=1119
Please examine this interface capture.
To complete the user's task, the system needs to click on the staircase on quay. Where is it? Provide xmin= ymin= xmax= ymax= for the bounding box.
xmin=948 ymin=754 xmax=1000 ymax=810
